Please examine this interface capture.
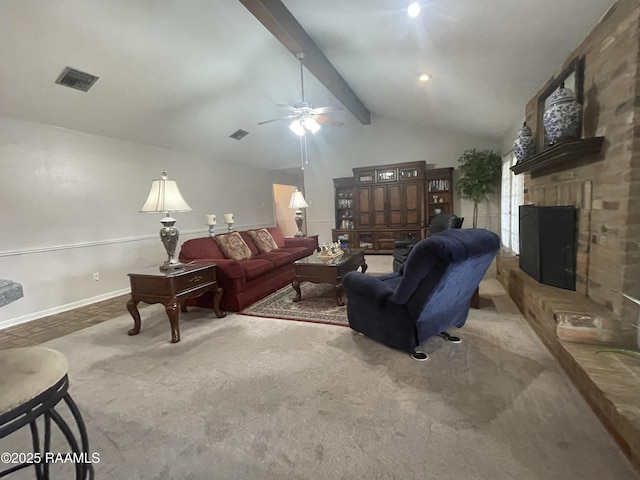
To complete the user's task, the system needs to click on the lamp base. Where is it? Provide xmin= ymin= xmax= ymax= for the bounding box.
xmin=159 ymin=217 xmax=184 ymax=272
xmin=294 ymin=209 xmax=305 ymax=237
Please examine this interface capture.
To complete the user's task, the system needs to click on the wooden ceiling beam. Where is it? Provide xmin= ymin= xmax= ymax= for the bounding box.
xmin=239 ymin=0 xmax=371 ymax=125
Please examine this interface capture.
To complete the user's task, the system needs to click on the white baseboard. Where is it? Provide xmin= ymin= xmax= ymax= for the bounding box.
xmin=0 ymin=288 xmax=131 ymax=331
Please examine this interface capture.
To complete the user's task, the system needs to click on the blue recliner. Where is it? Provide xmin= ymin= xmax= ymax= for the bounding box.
xmin=343 ymin=229 xmax=500 ymax=357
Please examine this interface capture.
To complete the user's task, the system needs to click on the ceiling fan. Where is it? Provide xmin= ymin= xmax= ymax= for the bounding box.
xmin=258 ymin=52 xmax=344 ymax=136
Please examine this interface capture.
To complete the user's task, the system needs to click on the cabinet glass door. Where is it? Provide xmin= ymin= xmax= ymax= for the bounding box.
xmin=377 ymin=169 xmax=397 ymax=182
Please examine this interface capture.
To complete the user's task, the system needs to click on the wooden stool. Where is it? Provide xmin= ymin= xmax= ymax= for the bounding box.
xmin=0 ymin=347 xmax=93 ymax=479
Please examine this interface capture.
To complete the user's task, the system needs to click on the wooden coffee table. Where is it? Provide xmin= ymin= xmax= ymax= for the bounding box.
xmin=126 ymin=262 xmax=225 ymax=343
xmin=292 ymin=249 xmax=367 ymax=306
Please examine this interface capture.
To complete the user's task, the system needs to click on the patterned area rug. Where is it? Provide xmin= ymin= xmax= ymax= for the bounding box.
xmin=240 ymin=282 xmax=348 ymax=327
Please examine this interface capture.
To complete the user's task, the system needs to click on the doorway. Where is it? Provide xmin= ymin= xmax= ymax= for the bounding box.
xmin=273 ymin=184 xmax=300 ymax=237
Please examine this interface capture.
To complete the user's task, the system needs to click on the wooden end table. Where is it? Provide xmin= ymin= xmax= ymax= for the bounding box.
xmin=292 ymin=249 xmax=367 ymax=306
xmin=126 ymin=262 xmax=225 ymax=343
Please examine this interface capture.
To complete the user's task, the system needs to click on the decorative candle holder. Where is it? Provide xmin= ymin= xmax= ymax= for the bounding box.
xmin=205 ymin=214 xmax=217 ymax=237
xmin=224 ymin=213 xmax=234 ymax=232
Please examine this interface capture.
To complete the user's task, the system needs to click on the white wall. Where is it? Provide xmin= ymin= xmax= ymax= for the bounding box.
xmin=301 ymin=115 xmax=500 ymax=242
xmin=0 ymin=116 xmax=280 ymax=327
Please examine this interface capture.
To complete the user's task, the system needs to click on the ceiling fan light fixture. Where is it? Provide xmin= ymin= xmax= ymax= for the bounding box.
xmin=302 ymin=117 xmax=321 ymax=134
xmin=289 ymin=119 xmax=305 ymax=136
xmin=408 ymin=3 xmax=421 ymax=17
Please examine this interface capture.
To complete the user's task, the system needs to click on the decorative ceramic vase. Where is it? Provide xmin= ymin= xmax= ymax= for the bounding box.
xmin=513 ymin=122 xmax=536 ymax=163
xmin=543 ymin=83 xmax=582 ymax=145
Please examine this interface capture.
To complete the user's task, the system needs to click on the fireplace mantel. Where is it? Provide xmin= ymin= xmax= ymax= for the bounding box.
xmin=511 ymin=137 xmax=605 ymax=176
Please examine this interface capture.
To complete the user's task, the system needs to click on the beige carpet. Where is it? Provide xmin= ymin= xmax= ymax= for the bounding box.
xmin=1 ymin=273 xmax=638 ymax=479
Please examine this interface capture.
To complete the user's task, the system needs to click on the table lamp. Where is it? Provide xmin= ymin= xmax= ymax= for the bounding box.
xmin=140 ymin=170 xmax=193 ymax=271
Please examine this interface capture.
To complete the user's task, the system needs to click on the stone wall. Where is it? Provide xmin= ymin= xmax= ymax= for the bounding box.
xmin=522 ymin=0 xmax=640 ymax=344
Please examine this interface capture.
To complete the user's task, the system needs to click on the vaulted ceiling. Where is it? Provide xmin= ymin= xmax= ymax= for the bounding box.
xmin=0 ymin=0 xmax=615 ymax=169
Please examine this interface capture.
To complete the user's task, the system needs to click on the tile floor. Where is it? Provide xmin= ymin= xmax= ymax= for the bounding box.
xmin=0 ymin=294 xmax=130 ymax=349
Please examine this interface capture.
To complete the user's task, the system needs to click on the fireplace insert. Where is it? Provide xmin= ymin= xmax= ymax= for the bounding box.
xmin=519 ymin=205 xmax=577 ymax=290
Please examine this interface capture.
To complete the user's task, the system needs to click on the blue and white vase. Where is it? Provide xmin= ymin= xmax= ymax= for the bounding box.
xmin=513 ymin=122 xmax=535 ymax=163
xmin=543 ymin=83 xmax=582 ymax=145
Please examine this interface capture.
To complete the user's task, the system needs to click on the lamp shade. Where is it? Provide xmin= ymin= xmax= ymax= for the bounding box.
xmin=289 ymin=119 xmax=305 ymax=136
xmin=289 ymin=189 xmax=309 ymax=209
xmin=301 ymin=116 xmax=320 ymax=134
xmin=140 ymin=170 xmax=193 ymax=213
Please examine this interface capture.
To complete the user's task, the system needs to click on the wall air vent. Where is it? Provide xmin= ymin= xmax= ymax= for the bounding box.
xmin=55 ymin=67 xmax=99 ymax=92
xmin=229 ymin=129 xmax=249 ymax=140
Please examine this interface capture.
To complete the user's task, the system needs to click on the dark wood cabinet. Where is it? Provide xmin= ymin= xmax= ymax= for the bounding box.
xmin=333 ymin=161 xmax=427 ymax=253
xmin=425 ymin=167 xmax=454 ymax=228
xmin=356 ymin=181 xmax=423 ymax=229
xmin=333 ymin=229 xmax=355 ymax=249
xmin=403 ymin=182 xmax=423 ymax=226
xmin=332 ymin=177 xmax=356 ymax=249
xmin=333 ymin=177 xmax=355 ymax=230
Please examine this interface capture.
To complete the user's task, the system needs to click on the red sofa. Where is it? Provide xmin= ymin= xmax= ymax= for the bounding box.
xmin=178 ymin=227 xmax=318 ymax=312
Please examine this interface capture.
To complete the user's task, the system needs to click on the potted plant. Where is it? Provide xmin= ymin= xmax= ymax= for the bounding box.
xmin=596 ymin=326 xmax=640 ymax=359
xmin=597 ymin=348 xmax=640 ymax=359
xmin=456 ymin=148 xmax=502 ymax=228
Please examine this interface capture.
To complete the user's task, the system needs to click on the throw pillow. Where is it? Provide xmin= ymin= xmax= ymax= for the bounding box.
xmin=247 ymin=229 xmax=279 ymax=254
xmin=214 ymin=232 xmax=252 ymax=261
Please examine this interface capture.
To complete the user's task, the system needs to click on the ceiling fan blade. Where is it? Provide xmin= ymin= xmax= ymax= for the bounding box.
xmin=316 ymin=115 xmax=344 ymax=127
xmin=257 ymin=115 xmax=297 ymax=125
xmin=276 ymin=104 xmax=299 ymax=112
xmin=312 ymin=105 xmax=344 ymax=114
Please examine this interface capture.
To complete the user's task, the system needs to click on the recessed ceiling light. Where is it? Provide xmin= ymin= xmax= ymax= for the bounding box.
xmin=419 ymin=73 xmax=431 ymax=82
xmin=408 ymin=3 xmax=421 ymax=17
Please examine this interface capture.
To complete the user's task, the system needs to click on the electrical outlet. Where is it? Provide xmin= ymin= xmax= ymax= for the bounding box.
xmin=93 ymin=272 xmax=100 ymax=281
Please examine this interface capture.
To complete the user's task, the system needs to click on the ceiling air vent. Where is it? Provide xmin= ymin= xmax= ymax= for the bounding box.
xmin=229 ymin=129 xmax=249 ymax=140
xmin=55 ymin=67 xmax=99 ymax=92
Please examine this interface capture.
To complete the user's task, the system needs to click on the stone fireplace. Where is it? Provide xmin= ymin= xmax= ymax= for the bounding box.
xmin=516 ymin=0 xmax=640 ymax=347
xmin=496 ymin=2 xmax=640 ymax=468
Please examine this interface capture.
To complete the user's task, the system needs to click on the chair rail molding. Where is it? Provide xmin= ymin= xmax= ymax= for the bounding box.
xmin=0 ymin=224 xmax=274 ymax=257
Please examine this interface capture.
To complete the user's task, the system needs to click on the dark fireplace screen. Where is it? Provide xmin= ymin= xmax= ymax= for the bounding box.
xmin=519 ymin=205 xmax=577 ymax=290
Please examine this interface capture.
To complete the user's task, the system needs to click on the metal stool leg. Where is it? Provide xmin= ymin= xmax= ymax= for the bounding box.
xmin=48 ymin=407 xmax=85 ymax=480
xmin=29 ymin=421 xmax=44 ymax=480
xmin=64 ymin=394 xmax=94 ymax=480
xmin=0 ymin=375 xmax=93 ymax=480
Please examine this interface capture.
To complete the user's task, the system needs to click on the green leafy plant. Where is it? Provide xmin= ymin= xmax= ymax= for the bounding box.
xmin=595 ymin=348 xmax=640 ymax=359
xmin=456 ymin=148 xmax=502 ymax=228
xmin=596 ymin=322 xmax=640 ymax=359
